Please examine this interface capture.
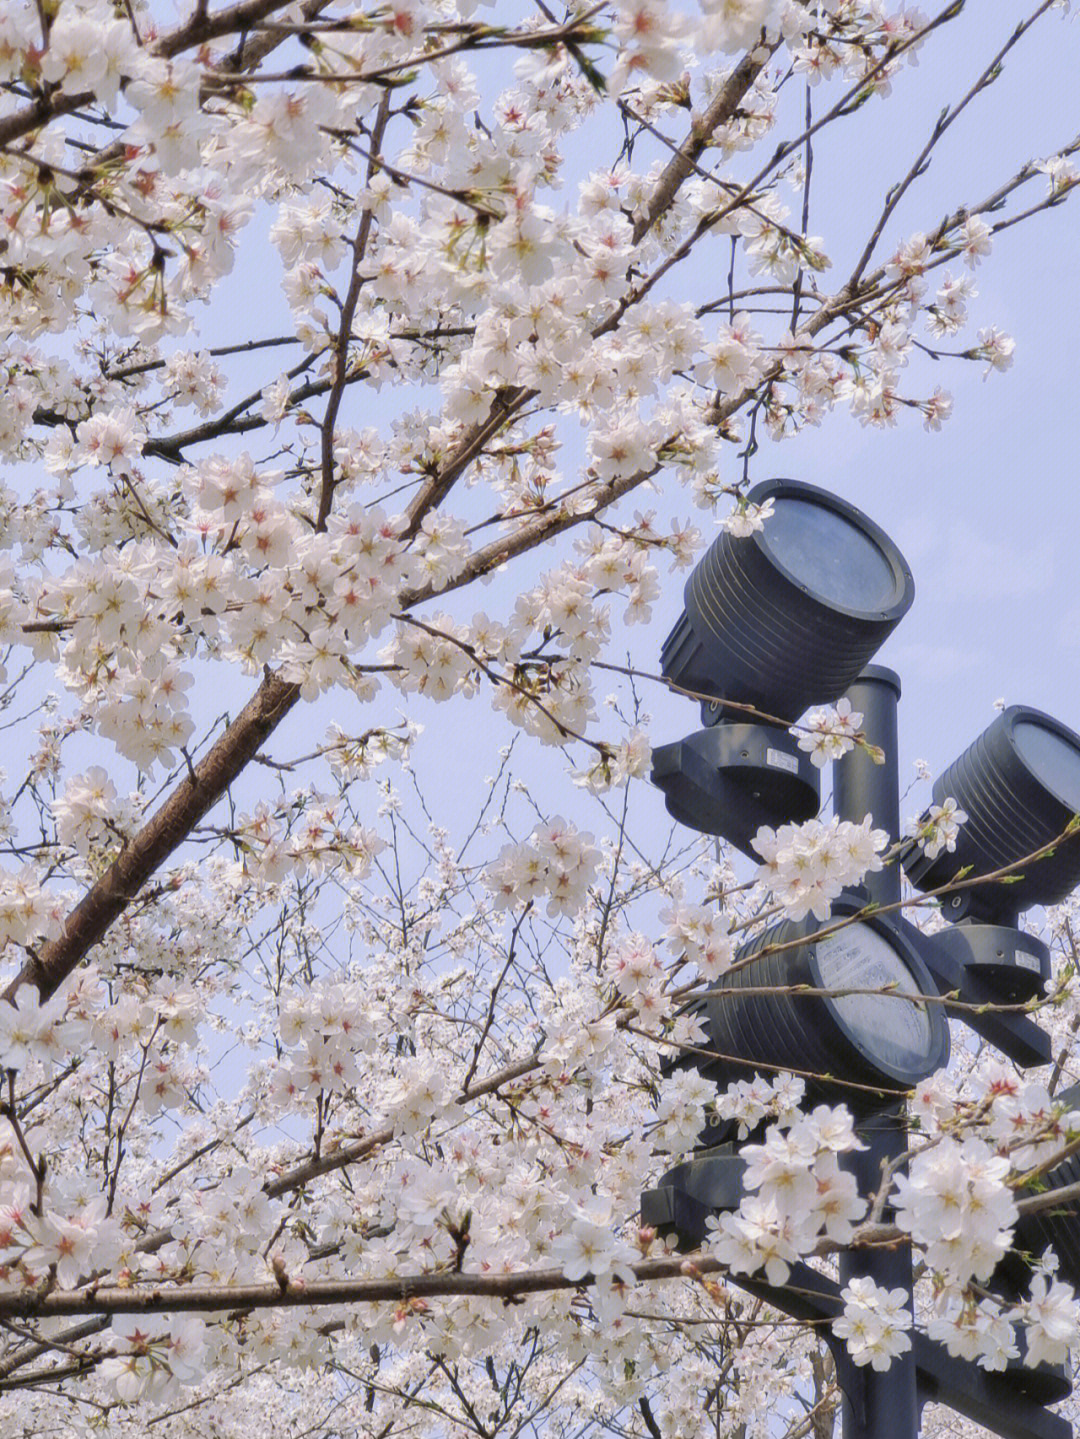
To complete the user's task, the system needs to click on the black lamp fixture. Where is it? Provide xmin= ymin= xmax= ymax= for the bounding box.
xmin=679 ymin=895 xmax=950 ymax=1147
xmin=903 ymin=706 xmax=1080 ymax=1001
xmin=652 ymin=478 xmax=915 ymax=855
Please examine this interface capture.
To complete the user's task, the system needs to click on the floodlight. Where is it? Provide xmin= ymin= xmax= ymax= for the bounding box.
xmin=660 ymin=478 xmax=915 ymax=722
xmin=681 ymin=897 xmax=949 ymax=1146
xmin=903 ymin=706 xmax=1080 ymax=929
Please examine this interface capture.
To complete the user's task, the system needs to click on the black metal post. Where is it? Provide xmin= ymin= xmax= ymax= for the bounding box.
xmin=833 ymin=666 xmax=919 ymax=1439
xmin=832 ymin=666 xmax=902 ymax=900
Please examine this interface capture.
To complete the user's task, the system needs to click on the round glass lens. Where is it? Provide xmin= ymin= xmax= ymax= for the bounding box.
xmin=814 ymin=924 xmax=933 ymax=1074
xmin=762 ymin=497 xmax=898 ymax=612
xmin=1013 ymin=719 xmax=1080 ymax=813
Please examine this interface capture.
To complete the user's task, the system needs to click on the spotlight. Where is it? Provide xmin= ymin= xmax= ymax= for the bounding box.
xmin=902 ymin=707 xmax=1080 ymax=996
xmin=660 ymin=478 xmax=915 ymax=723
xmin=653 ymin=479 xmax=914 ymax=856
xmin=680 ymin=896 xmax=949 ymax=1147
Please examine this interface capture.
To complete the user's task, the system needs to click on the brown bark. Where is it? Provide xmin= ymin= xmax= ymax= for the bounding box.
xmin=4 ymin=672 xmax=299 ymax=1005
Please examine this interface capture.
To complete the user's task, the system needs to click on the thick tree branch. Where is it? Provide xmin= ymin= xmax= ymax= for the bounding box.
xmin=0 ymin=1231 xmax=904 ymax=1323
xmin=2 ymin=672 xmax=300 ymax=1005
xmin=629 ymin=44 xmax=776 ymax=247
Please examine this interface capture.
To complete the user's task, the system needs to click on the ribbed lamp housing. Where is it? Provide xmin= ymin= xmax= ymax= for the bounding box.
xmin=679 ymin=902 xmax=948 ymax=1143
xmin=902 ymin=707 xmax=1080 ymax=924
xmin=660 ymin=479 xmax=914 ymax=720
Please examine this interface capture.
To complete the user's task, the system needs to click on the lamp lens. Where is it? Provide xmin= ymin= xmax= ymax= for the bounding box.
xmin=1012 ymin=719 xmax=1080 ymax=811
xmin=763 ymin=497 xmax=898 ymax=611
xmin=814 ymin=924 xmax=934 ymax=1071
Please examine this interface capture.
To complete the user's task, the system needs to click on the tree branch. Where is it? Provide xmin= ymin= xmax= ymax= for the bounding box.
xmin=2 ymin=671 xmax=300 ymax=1005
xmin=0 ymin=1230 xmax=905 ymax=1323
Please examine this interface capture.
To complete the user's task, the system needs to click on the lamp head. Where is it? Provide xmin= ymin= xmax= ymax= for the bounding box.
xmin=903 ymin=706 xmax=1080 ymax=925
xmin=661 ymin=478 xmax=914 ymax=724
xmin=678 ymin=897 xmax=949 ymax=1145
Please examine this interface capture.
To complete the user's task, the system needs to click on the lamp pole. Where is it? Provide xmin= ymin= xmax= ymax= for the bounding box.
xmin=833 ymin=665 xmax=919 ymax=1439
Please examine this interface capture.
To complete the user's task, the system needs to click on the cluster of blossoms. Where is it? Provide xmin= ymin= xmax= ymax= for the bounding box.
xmin=963 ymin=1065 xmax=1080 ymax=1168
xmin=161 ymin=351 xmax=227 ymax=416
xmin=893 ymin=1069 xmax=1080 ymax=1374
xmin=484 ymin=817 xmax=601 ymax=917
xmin=921 ymin=1265 xmax=1080 ymax=1376
xmin=709 ymin=1071 xmax=808 ymax=1139
xmin=0 ymin=1176 xmax=125 ymax=1290
xmin=51 ymin=766 xmax=145 ymax=861
xmin=0 ymin=980 xmax=90 ymax=1071
xmin=268 ymin=977 xmax=384 ymax=1111
xmin=904 ymin=796 xmax=968 ymax=860
xmin=322 ymin=720 xmax=422 ymax=782
xmin=606 ymin=930 xmax=667 ymax=1012
xmin=894 ymin=1136 xmax=1019 ymax=1283
xmin=651 ymin=1067 xmax=722 ymax=1153
xmin=100 ymin=1315 xmax=209 ymax=1405
xmin=0 ymin=872 xmax=66 ymax=956
xmin=925 ymin=1288 xmax=1019 ymax=1372
xmin=375 ymin=522 xmax=692 ymax=746
xmin=793 ymin=697 xmax=864 ymax=768
xmin=661 ymin=898 xmax=736 ymax=981
xmin=550 ymin=1193 xmax=641 ymax=1286
xmin=171 ymin=1167 xmax=283 ymax=1264
xmin=574 ymin=727 xmax=653 ymax=793
xmin=721 ymin=494 xmax=775 ymax=537
xmin=381 ymin=614 xmax=482 ymax=705
xmin=230 ymin=793 xmax=385 ymax=889
xmin=1013 ymin=1273 xmax=1080 ymax=1369
xmin=834 ymin=1277 xmax=913 ymax=1371
xmin=751 ymin=814 xmax=889 ymax=920
xmin=707 ymin=1100 xmax=867 ymax=1285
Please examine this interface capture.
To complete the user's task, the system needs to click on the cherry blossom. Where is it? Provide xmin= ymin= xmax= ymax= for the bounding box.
xmin=0 ymin=0 xmax=1075 ymax=1431
xmin=834 ymin=1276 xmax=913 ymax=1371
xmin=794 ymin=697 xmax=864 ymax=768
xmin=904 ymin=795 xmax=968 ymax=860
xmin=751 ymin=814 xmax=888 ymax=920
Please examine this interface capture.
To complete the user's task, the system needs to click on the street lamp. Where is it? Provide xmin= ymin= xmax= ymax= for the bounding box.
xmin=644 ymin=482 xmax=1070 ymax=1439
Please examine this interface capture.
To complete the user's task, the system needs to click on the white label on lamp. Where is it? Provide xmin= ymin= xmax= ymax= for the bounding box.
xmin=766 ymin=748 xmax=798 ymax=774
xmin=1015 ymin=951 xmax=1041 ymax=973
